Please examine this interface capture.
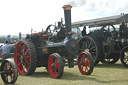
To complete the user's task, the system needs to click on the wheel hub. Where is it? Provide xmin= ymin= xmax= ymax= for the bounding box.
xmin=124 ymin=52 xmax=128 ymax=59
xmin=51 ymin=64 xmax=55 ymax=69
xmin=83 ymin=60 xmax=89 ymax=66
xmin=20 ymin=55 xmax=25 ymax=62
xmin=85 ymin=49 xmax=90 ymax=52
xmin=6 ymin=67 xmax=13 ymax=75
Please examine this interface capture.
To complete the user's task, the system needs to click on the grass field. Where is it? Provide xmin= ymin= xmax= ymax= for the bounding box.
xmin=0 ymin=60 xmax=128 ymax=85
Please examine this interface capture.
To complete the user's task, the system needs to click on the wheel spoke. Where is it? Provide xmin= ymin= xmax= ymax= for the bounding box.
xmin=20 ymin=44 xmax=24 ymax=54
xmin=92 ymin=55 xmax=96 ymax=59
xmin=85 ymin=66 xmax=89 ymax=72
xmin=25 ymin=63 xmax=29 ymax=71
xmin=51 ymin=59 xmax=54 ymax=64
xmin=82 ymin=56 xmax=85 ymax=61
xmin=11 ymin=74 xmax=14 ymax=82
xmin=25 ymin=55 xmax=30 ymax=59
xmin=54 ymin=69 xmax=57 ymax=75
xmin=6 ymin=75 xmax=8 ymax=83
xmin=90 ymin=46 xmax=96 ymax=51
xmin=88 ymin=40 xmax=93 ymax=49
xmin=5 ymin=62 xmax=8 ymax=70
xmin=25 ymin=49 xmax=29 ymax=56
xmin=22 ymin=48 xmax=25 ymax=54
xmin=25 ymin=59 xmax=30 ymax=65
xmin=81 ymin=65 xmax=83 ymax=70
xmin=18 ymin=62 xmax=23 ymax=66
xmin=54 ymin=59 xmax=60 ymax=75
xmin=18 ymin=45 xmax=22 ymax=52
xmin=80 ymin=49 xmax=85 ymax=51
xmin=82 ymin=42 xmax=86 ymax=48
xmin=90 ymin=51 xmax=96 ymax=55
xmin=22 ymin=64 xmax=28 ymax=72
xmin=55 ymin=58 xmax=58 ymax=63
xmin=125 ymin=59 xmax=128 ymax=63
xmin=85 ymin=41 xmax=88 ymax=48
xmin=16 ymin=53 xmax=21 ymax=57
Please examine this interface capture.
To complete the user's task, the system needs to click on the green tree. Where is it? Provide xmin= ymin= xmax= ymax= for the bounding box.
xmin=0 ymin=36 xmax=6 ymax=43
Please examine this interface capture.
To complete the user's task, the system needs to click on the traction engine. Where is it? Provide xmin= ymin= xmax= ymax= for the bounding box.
xmin=14 ymin=5 xmax=94 ymax=78
xmin=72 ymin=13 xmax=128 ymax=67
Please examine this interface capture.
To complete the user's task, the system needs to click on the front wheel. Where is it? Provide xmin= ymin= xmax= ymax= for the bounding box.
xmin=78 ymin=51 xmax=94 ymax=75
xmin=1 ymin=59 xmax=18 ymax=84
xmin=48 ymin=53 xmax=64 ymax=79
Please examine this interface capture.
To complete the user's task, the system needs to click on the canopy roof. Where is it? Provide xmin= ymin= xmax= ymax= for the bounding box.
xmin=72 ymin=14 xmax=128 ymax=28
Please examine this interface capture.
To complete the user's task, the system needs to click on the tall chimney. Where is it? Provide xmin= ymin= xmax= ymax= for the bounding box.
xmin=62 ymin=5 xmax=72 ymax=39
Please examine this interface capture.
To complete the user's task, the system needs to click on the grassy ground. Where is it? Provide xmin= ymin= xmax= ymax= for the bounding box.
xmin=0 ymin=60 xmax=128 ymax=85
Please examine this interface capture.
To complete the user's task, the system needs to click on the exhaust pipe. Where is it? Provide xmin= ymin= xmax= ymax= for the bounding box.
xmin=63 ymin=5 xmax=72 ymax=39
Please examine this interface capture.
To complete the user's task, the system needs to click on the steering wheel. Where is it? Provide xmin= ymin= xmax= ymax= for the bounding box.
xmin=45 ymin=25 xmax=56 ymax=37
xmin=45 ymin=25 xmax=55 ymax=33
xmin=101 ymin=24 xmax=116 ymax=36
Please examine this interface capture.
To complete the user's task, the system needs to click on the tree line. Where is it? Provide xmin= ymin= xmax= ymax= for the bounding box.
xmin=0 ymin=36 xmax=6 ymax=43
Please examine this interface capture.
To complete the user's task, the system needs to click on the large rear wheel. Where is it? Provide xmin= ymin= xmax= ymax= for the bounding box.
xmin=48 ymin=53 xmax=64 ymax=79
xmin=79 ymin=36 xmax=101 ymax=66
xmin=14 ymin=39 xmax=37 ymax=75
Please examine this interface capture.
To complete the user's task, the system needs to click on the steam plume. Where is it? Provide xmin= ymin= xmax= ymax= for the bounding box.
xmin=66 ymin=0 xmax=86 ymax=7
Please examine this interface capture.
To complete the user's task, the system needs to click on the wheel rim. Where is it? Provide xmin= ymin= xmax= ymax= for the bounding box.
xmin=48 ymin=54 xmax=62 ymax=78
xmin=1 ymin=60 xmax=18 ymax=84
xmin=78 ymin=52 xmax=91 ymax=74
xmin=120 ymin=47 xmax=128 ymax=67
xmin=14 ymin=41 xmax=30 ymax=75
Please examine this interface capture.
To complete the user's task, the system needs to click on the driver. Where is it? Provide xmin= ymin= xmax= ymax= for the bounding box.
xmin=82 ymin=26 xmax=87 ymax=36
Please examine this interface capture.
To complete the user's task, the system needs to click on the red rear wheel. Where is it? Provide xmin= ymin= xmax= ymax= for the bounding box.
xmin=14 ymin=39 xmax=37 ymax=75
xmin=78 ymin=51 xmax=94 ymax=75
xmin=48 ymin=53 xmax=64 ymax=79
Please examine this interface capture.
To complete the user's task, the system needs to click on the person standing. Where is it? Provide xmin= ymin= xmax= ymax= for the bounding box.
xmin=7 ymin=34 xmax=11 ymax=43
xmin=82 ymin=26 xmax=87 ymax=36
xmin=0 ymin=40 xmax=16 ymax=59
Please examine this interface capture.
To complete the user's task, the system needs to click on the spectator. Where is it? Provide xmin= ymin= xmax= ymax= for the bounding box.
xmin=0 ymin=40 xmax=16 ymax=59
xmin=82 ymin=26 xmax=87 ymax=36
xmin=7 ymin=35 xmax=11 ymax=43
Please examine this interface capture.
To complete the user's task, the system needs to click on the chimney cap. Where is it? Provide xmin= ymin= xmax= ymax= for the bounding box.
xmin=63 ymin=5 xmax=72 ymax=10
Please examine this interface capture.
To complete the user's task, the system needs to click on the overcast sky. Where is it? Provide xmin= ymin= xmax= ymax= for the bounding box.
xmin=0 ymin=0 xmax=128 ymax=35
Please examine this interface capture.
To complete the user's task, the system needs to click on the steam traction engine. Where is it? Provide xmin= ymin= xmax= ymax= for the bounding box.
xmin=0 ymin=59 xmax=18 ymax=84
xmin=14 ymin=5 xmax=94 ymax=78
xmin=72 ymin=13 xmax=128 ymax=67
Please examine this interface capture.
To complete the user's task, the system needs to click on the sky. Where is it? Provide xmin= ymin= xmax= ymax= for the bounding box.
xmin=0 ymin=0 xmax=128 ymax=35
